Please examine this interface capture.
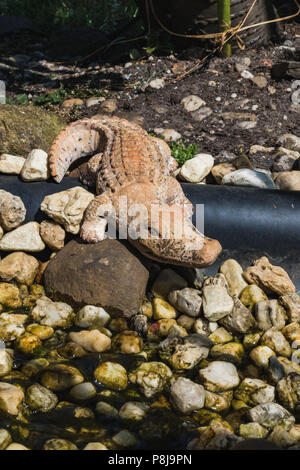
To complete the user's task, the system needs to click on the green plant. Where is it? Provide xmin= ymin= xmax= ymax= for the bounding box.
xmin=217 ymin=0 xmax=232 ymax=57
xmin=0 ymin=0 xmax=138 ymax=32
xmin=170 ymin=141 xmax=199 ymax=167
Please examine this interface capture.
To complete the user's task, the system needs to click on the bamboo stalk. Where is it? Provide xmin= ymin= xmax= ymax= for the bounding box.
xmin=217 ymin=0 xmax=232 ymax=57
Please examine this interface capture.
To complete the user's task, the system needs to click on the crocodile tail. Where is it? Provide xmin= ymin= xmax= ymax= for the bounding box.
xmin=49 ymin=119 xmax=100 ymax=183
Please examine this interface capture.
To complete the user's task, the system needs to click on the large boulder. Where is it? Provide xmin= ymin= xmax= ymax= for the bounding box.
xmin=0 ymin=105 xmax=66 ymax=155
xmin=43 ymin=239 xmax=149 ymax=316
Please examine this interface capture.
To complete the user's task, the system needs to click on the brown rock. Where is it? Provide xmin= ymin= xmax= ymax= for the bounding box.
xmin=99 ymin=99 xmax=117 ymax=114
xmin=275 ymin=171 xmax=300 ymax=191
xmin=243 ymin=257 xmax=295 ymax=296
xmin=43 ymin=239 xmax=149 ymax=316
xmin=211 ymin=163 xmax=236 ymax=184
xmin=61 ymin=98 xmax=84 ymax=109
xmin=40 ymin=220 xmax=65 ymax=251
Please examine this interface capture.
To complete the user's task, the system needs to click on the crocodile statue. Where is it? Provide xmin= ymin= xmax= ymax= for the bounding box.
xmin=49 ymin=115 xmax=221 ymax=267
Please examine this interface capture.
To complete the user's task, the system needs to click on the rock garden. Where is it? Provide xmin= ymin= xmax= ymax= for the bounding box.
xmin=1 ymin=0 xmax=300 ymax=452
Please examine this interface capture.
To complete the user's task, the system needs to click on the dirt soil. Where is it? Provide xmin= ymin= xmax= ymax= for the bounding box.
xmin=1 ymin=25 xmax=300 ymax=170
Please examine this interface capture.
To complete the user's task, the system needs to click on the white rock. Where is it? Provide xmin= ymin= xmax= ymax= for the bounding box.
xmin=83 ymin=442 xmax=108 ymax=450
xmin=0 ymin=190 xmax=26 ymax=231
xmin=168 ymin=287 xmax=202 ymax=317
xmin=149 ymin=78 xmax=165 ymax=89
xmin=70 ymin=382 xmax=97 ymax=401
xmin=249 ymin=403 xmax=295 ymax=429
xmin=6 ymin=443 xmax=29 ymax=450
xmin=85 ymin=96 xmax=105 ymax=107
xmin=199 ymin=361 xmax=240 ymax=392
xmin=0 ymin=382 xmax=24 ymax=415
xmin=0 ymin=349 xmax=13 ymax=376
xmin=241 ymin=70 xmax=254 ymax=79
xmin=40 ymin=187 xmax=94 ymax=234
xmin=0 ymin=222 xmax=45 ymax=252
xmin=222 ymin=169 xmax=275 ymax=189
xmin=180 ymin=154 xmax=214 ymax=183
xmin=202 ymin=275 xmax=234 ymax=321
xmin=21 ymin=149 xmax=49 ymax=181
xmin=181 ymin=95 xmax=206 ymax=112
xmin=75 ymin=305 xmax=110 ymax=328
xmin=119 ymin=401 xmax=149 ymax=421
xmin=69 ymin=330 xmax=111 ymax=352
xmin=170 ymin=377 xmax=205 ymax=414
xmin=31 ymin=296 xmax=74 ymax=328
xmin=0 ymin=154 xmax=25 ymax=174
xmin=154 ymin=128 xmax=182 ymax=142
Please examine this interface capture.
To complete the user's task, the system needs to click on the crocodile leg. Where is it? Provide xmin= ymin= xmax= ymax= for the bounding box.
xmin=80 ymin=191 xmax=114 ymax=243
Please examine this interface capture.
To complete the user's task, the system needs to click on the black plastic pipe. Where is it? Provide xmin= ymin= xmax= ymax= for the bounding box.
xmin=1 ymin=175 xmax=300 ymax=288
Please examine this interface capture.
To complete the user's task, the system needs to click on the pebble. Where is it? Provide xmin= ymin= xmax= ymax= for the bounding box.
xmin=0 ymin=428 xmax=12 ymax=450
xmin=234 ymin=378 xmax=275 ymax=406
xmin=149 ymin=78 xmax=165 ymax=89
xmin=94 ymin=361 xmax=128 ymax=390
xmin=25 ymin=383 xmax=58 ymax=412
xmin=153 ymin=128 xmax=181 ymax=142
xmin=111 ymin=330 xmax=142 ymax=354
xmin=69 ymin=330 xmax=111 ymax=352
xmin=119 ymin=401 xmax=149 ymax=421
xmin=0 ymin=349 xmax=13 ymax=376
xmin=276 ymin=171 xmax=300 ymax=190
xmin=202 ymin=275 xmax=234 ymax=321
xmin=40 ymin=187 xmax=94 ymax=234
xmin=61 ymin=98 xmax=84 ymax=109
xmin=70 ymin=382 xmax=97 ymax=401
xmin=220 ymin=259 xmax=248 ymax=297
xmin=0 ymin=382 xmax=24 ymax=415
xmin=43 ymin=439 xmax=78 ymax=450
xmin=240 ymin=284 xmax=267 ymax=311
xmin=99 ymin=98 xmax=118 ymax=114
xmin=222 ymin=169 xmax=276 ymax=189
xmin=0 ymin=190 xmax=26 ymax=231
xmin=239 ymin=423 xmax=268 ymax=439
xmin=168 ymin=287 xmax=202 ymax=317
xmin=249 ymin=402 xmax=295 ymax=429
xmin=112 ymin=430 xmax=137 ymax=447
xmin=280 ymin=293 xmax=300 ymax=322
xmin=6 ymin=443 xmax=29 ymax=450
xmin=152 ymin=268 xmax=187 ymax=299
xmin=261 ymin=327 xmax=291 ymax=357
xmin=191 ymin=107 xmax=213 ymax=122
xmin=153 ymin=298 xmax=177 ymax=320
xmin=0 ymin=222 xmax=45 ymax=252
xmin=0 ymin=252 xmax=39 ymax=285
xmin=272 ymin=147 xmax=300 ymax=172
xmin=211 ymin=163 xmax=236 ymax=184
xmin=180 ymin=154 xmax=214 ymax=183
xmin=249 ymin=345 xmax=276 ymax=368
xmin=255 ymin=299 xmax=286 ymax=331
xmin=96 ymin=401 xmax=118 ymax=417
xmin=31 ymin=296 xmax=74 ymax=328
xmin=237 ymin=121 xmax=257 ymax=130
xmin=243 ymin=256 xmax=295 ymax=295
xmin=181 ymin=95 xmax=206 ymax=112
xmin=170 ymin=377 xmax=205 ymax=414
xmin=41 ymin=364 xmax=84 ymax=391
xmin=277 ymin=133 xmax=300 ymax=153
xmin=40 ymin=220 xmax=65 ymax=251
xmin=235 ymin=57 xmax=251 ymax=73
xmin=21 ymin=149 xmax=49 ymax=181
xmin=240 ymin=69 xmax=254 ymax=79
xmin=0 ymin=283 xmax=22 ymax=309
xmin=0 ymin=154 xmax=25 ymax=174
xmin=85 ymin=96 xmax=105 ymax=107
xmin=129 ymin=362 xmax=172 ymax=397
xmin=199 ymin=361 xmax=240 ymax=392
xmin=75 ymin=305 xmax=110 ymax=328
xmin=251 ymin=75 xmax=268 ymax=88
xmin=83 ymin=443 xmax=108 ymax=450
